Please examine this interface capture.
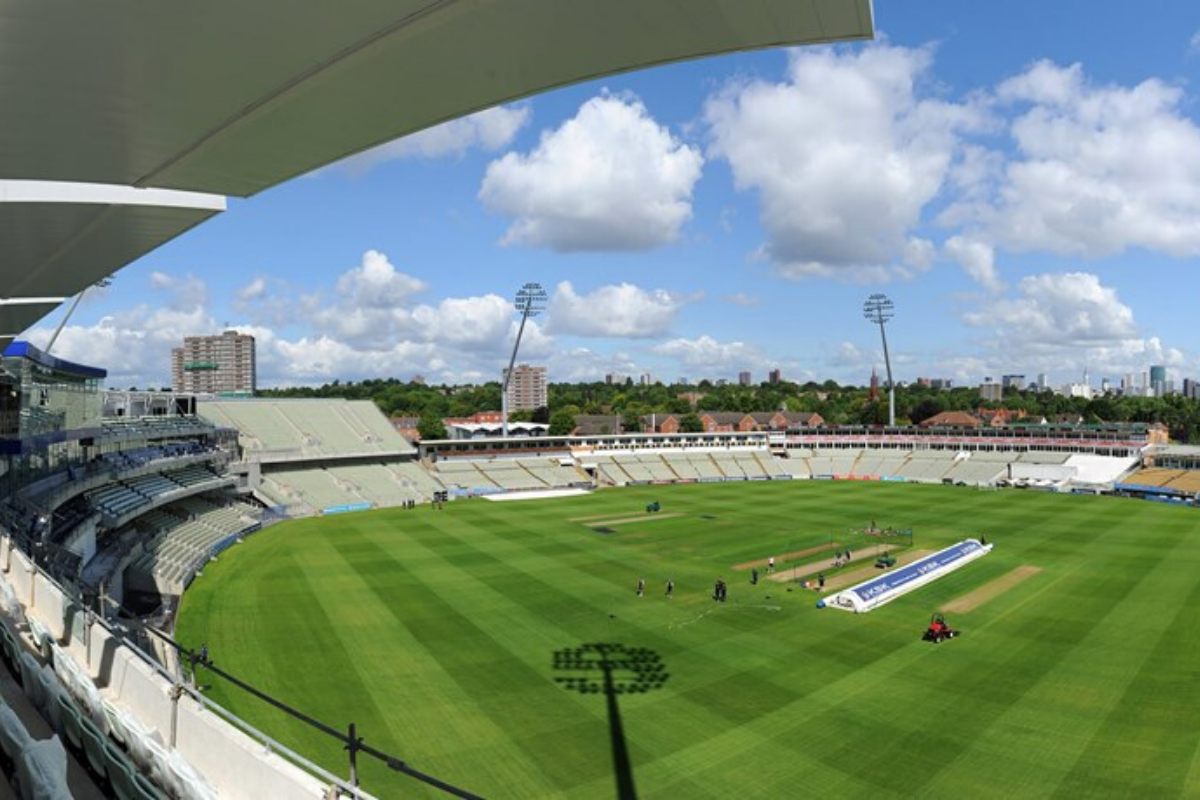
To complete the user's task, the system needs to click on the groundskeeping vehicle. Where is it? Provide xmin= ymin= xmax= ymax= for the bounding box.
xmin=922 ymin=612 xmax=959 ymax=643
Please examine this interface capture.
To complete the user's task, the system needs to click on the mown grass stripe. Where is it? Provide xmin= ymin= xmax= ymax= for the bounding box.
xmin=178 ymin=481 xmax=1200 ymax=798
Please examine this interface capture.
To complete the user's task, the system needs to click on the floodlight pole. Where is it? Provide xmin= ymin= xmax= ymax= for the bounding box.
xmin=501 ymin=311 xmax=532 ymax=438
xmin=502 ymin=283 xmax=547 ymax=438
xmin=45 ymin=292 xmax=85 ymax=356
xmin=879 ymin=318 xmax=895 ymax=427
xmin=863 ymin=294 xmax=896 ymax=427
xmin=46 ymin=278 xmax=112 ymax=356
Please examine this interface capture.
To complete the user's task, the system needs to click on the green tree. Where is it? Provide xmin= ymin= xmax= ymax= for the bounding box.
xmin=417 ymin=412 xmax=447 ymax=440
xmin=910 ymin=397 xmax=944 ymax=425
xmin=679 ymin=412 xmax=703 ymax=433
xmin=549 ymin=410 xmax=577 ymax=436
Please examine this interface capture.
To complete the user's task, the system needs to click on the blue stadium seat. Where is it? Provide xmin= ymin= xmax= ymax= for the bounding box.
xmin=79 ymin=716 xmax=109 ymax=780
xmin=56 ymin=694 xmax=84 ymax=752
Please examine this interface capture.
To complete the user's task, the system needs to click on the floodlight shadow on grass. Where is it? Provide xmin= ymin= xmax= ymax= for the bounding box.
xmin=553 ymin=643 xmax=669 ymax=800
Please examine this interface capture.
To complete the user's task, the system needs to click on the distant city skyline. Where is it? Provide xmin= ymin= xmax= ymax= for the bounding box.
xmin=20 ymin=2 xmax=1200 ymax=394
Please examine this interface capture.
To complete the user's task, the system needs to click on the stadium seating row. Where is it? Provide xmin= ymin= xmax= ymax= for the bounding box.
xmin=128 ymin=496 xmax=258 ymax=592
xmin=429 ymin=457 xmax=590 ymax=494
xmin=258 ymin=461 xmax=445 ymax=513
xmin=778 ymin=448 xmax=1136 ymax=490
xmin=101 ymin=416 xmax=213 ymax=440
xmin=1123 ymin=467 xmax=1200 ymax=494
xmin=583 ymin=450 xmax=792 ymax=485
xmin=85 ymin=466 xmax=225 ymax=520
xmin=200 ymin=399 xmax=414 ymax=458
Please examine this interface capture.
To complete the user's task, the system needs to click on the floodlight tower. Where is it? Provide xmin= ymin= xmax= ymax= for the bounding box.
xmin=863 ymin=293 xmax=896 ymax=427
xmin=501 ymin=282 xmax=548 ymax=438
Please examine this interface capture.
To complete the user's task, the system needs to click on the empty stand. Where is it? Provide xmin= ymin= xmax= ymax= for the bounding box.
xmin=515 ymin=458 xmax=589 ymax=488
xmin=431 ymin=460 xmax=498 ymax=491
xmin=588 ymin=455 xmax=632 ymax=486
xmin=1121 ymin=467 xmax=1200 ymax=495
xmin=200 ymin=399 xmax=415 ymax=460
xmin=126 ymin=496 xmax=258 ymax=593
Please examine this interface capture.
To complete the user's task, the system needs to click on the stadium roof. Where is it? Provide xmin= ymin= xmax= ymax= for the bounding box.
xmin=1 ymin=0 xmax=873 ymax=332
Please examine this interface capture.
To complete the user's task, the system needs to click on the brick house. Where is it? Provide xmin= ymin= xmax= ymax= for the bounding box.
xmin=640 ymin=414 xmax=681 ymax=433
xmin=698 ymin=411 xmax=751 ymax=432
xmin=919 ymin=410 xmax=982 ymax=428
xmin=778 ymin=411 xmax=824 ymax=429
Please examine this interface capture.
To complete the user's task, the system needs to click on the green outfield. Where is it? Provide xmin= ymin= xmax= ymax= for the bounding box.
xmin=176 ymin=481 xmax=1200 ymax=798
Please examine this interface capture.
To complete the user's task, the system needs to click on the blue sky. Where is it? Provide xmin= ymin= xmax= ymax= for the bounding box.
xmin=31 ymin=1 xmax=1200 ymax=391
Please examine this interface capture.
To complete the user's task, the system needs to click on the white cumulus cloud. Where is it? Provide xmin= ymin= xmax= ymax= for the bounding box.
xmin=705 ymin=43 xmax=983 ymax=282
xmin=958 ymin=61 xmax=1200 ymax=258
xmin=652 ymin=335 xmax=763 ymax=374
xmin=235 ymin=277 xmax=268 ymax=303
xmin=546 ymin=282 xmax=689 ymax=338
xmin=957 ymin=272 xmax=1189 ymax=381
xmin=336 ymin=250 xmax=427 ymax=310
xmin=964 ymin=272 xmax=1135 ymax=344
xmin=479 ymin=94 xmax=704 ymax=251
xmin=146 ymin=271 xmax=208 ymax=310
xmin=25 ymin=250 xmax=562 ymax=388
xmin=943 ymin=236 xmax=1004 ymax=293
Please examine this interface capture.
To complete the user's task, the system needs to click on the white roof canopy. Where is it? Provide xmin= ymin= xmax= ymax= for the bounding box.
xmin=1 ymin=0 xmax=873 ymax=197
xmin=0 ymin=182 xmax=224 ymax=339
xmin=0 ymin=0 xmax=872 ymax=337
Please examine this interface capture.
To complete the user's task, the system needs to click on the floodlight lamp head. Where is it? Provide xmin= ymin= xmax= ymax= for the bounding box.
xmin=514 ymin=282 xmax=548 ymax=318
xmin=863 ymin=293 xmax=895 ymax=324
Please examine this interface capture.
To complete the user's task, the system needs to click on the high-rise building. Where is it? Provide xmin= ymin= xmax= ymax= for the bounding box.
xmin=1001 ymin=374 xmax=1025 ymax=390
xmin=767 ymin=369 xmax=782 ymax=384
xmin=1184 ymin=378 xmax=1199 ymax=400
xmin=1037 ymin=373 xmax=1048 ymax=391
xmin=1150 ymin=365 xmax=1167 ymax=397
xmin=1064 ymin=382 xmax=1093 ymax=400
xmin=738 ymin=371 xmax=752 ymax=386
xmin=504 ymin=364 xmax=547 ymax=411
xmin=979 ymin=378 xmax=1002 ymax=402
xmin=171 ymin=330 xmax=256 ymax=395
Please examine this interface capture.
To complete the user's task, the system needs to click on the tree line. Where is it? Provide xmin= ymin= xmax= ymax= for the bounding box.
xmin=257 ymin=378 xmax=1200 ymax=443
